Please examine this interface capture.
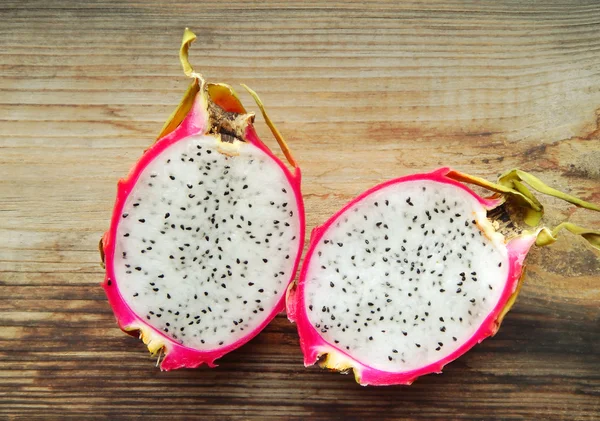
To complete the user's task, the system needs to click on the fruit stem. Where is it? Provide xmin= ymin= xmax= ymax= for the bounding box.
xmin=156 ymin=28 xmax=207 ymax=140
xmin=498 ymin=169 xmax=600 ymax=212
xmin=446 ymin=169 xmax=544 ymax=226
xmin=180 ymin=28 xmax=205 ymax=82
xmin=241 ymin=83 xmax=298 ymax=169
xmin=536 ymin=222 xmax=600 ymax=250
xmin=447 ymin=168 xmax=600 ymax=249
xmin=446 ymin=169 xmax=600 ymax=232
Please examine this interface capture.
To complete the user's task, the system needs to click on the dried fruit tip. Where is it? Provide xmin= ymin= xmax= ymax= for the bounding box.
xmin=446 ymin=168 xmax=600 ymax=250
xmin=158 ymin=28 xmax=298 ymax=170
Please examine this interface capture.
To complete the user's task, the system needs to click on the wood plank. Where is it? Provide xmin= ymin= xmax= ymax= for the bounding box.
xmin=1 ymin=0 xmax=599 ymax=419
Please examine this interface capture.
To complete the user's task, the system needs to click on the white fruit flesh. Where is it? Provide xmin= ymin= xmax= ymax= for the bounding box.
xmin=114 ymin=134 xmax=301 ymax=350
xmin=303 ymin=180 xmax=509 ymax=372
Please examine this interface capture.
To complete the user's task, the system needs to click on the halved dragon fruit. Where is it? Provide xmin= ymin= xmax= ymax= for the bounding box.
xmin=100 ymin=29 xmax=305 ymax=370
xmin=287 ymin=167 xmax=598 ymax=385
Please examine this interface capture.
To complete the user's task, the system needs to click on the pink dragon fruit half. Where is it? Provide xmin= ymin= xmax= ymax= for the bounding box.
xmin=287 ymin=167 xmax=599 ymax=386
xmin=100 ymin=29 xmax=305 ymax=370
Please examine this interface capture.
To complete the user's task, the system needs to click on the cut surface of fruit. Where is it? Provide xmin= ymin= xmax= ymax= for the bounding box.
xmin=101 ymin=29 xmax=304 ymax=370
xmin=287 ymin=167 xmax=598 ymax=385
xmin=303 ymin=180 xmax=507 ymax=372
xmin=115 ymin=134 xmax=301 ymax=350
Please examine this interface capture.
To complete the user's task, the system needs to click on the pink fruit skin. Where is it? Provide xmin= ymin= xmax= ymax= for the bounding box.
xmin=287 ymin=167 xmax=536 ymax=386
xmin=102 ymin=91 xmax=305 ymax=370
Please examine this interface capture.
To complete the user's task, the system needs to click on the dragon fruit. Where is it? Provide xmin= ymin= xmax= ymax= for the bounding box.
xmin=287 ymin=167 xmax=599 ymax=386
xmin=99 ymin=29 xmax=305 ymax=370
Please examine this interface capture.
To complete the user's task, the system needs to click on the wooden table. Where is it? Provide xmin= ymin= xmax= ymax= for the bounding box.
xmin=2 ymin=1 xmax=599 ymax=419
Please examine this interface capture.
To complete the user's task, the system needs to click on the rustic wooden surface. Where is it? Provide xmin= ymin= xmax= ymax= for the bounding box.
xmin=1 ymin=0 xmax=599 ymax=419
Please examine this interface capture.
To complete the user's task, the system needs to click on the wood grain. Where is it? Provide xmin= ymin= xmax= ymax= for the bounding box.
xmin=1 ymin=0 xmax=599 ymax=419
